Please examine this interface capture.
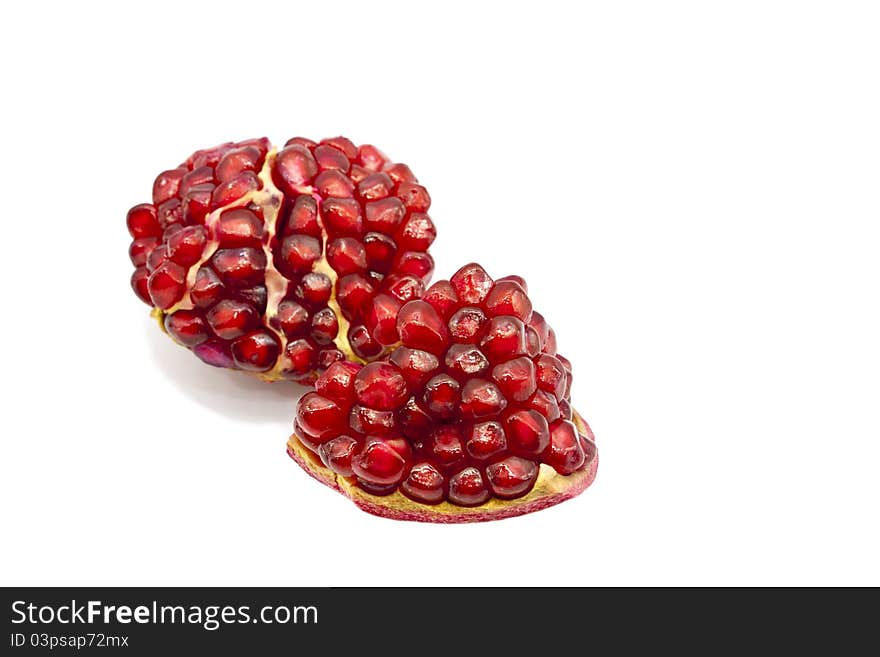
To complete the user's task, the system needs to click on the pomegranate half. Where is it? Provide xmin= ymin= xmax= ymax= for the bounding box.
xmin=126 ymin=136 xmax=435 ymax=384
xmin=289 ymin=264 xmax=598 ymax=522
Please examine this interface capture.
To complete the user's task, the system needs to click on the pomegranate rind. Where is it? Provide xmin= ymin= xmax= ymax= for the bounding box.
xmin=287 ymin=410 xmax=597 ymax=523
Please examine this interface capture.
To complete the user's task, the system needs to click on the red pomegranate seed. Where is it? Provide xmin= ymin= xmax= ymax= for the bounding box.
xmin=181 ymin=185 xmax=213 ymax=225
xmin=396 ymin=182 xmax=431 ymax=211
xmin=129 ymin=237 xmax=158 ymax=267
xmin=318 ymin=347 xmax=345 ymax=370
xmin=480 ymin=316 xmax=528 ymax=363
xmin=349 ymin=405 xmax=398 ymax=435
xmin=365 ymin=197 xmax=406 ymax=233
xmin=190 ymin=267 xmax=225 ymax=308
xmin=450 ymin=263 xmax=493 ymax=305
xmin=187 ymin=142 xmax=235 ymax=169
xmin=179 ymin=166 xmax=214 ymax=196
xmin=536 ymin=354 xmax=567 ymax=400
xmin=320 ymin=136 xmax=357 ymax=160
xmin=421 ymin=374 xmax=460 ymax=420
xmin=363 ymin=232 xmax=398 ymax=274
xmin=285 ymin=136 xmax=318 ymax=149
xmin=278 ymin=235 xmax=322 ymax=275
xmin=486 ymin=456 xmax=538 ymax=499
xmin=354 ymin=362 xmax=409 ymax=411
xmin=397 ymin=213 xmax=436 ymax=251
xmin=164 ymin=310 xmax=209 ymax=347
xmin=396 ymin=251 xmax=434 ymax=280
xmin=315 ymin=361 xmax=361 ymax=403
xmin=491 ymin=356 xmax=537 ymax=402
xmin=216 ymin=208 xmax=265 ymax=246
xmin=384 ymin=274 xmax=424 ymax=304
xmin=401 ymin=462 xmax=445 ymax=504
xmin=543 ymin=328 xmax=558 ymax=355
xmin=485 ymin=280 xmax=533 ymax=322
xmin=273 ymin=145 xmax=318 ymax=192
xmin=358 ymin=172 xmax=394 ymax=201
xmin=348 ymin=324 xmax=383 ymax=359
xmin=295 ymin=272 xmax=332 ymax=308
xmin=314 ymin=144 xmax=350 ymax=172
xmin=166 ymin=225 xmax=207 ymax=266
xmin=284 ymin=195 xmax=320 ymax=237
xmin=422 ymin=280 xmax=459 ymax=320
xmin=447 ymin=306 xmax=487 ymax=342
xmin=466 ymin=421 xmax=507 ymax=460
xmin=322 ymin=198 xmax=363 ymax=236
xmin=326 ymin=237 xmax=367 ymax=274
xmin=526 ymin=390 xmax=561 ymax=423
xmin=497 ymin=275 xmax=528 ymax=292
xmin=504 ymin=409 xmax=550 ymax=456
xmin=318 ymin=436 xmax=360 ymax=477
xmin=237 ymin=285 xmax=268 ymax=315
xmin=211 ymin=171 xmax=260 ymax=207
xmin=126 ymin=204 xmax=161 ymax=238
xmin=444 ymin=344 xmax=490 ymax=379
xmin=130 ymin=267 xmax=151 ymax=304
xmin=310 ymin=307 xmax=339 ymax=344
xmin=336 ymin=274 xmax=375 ymax=320
xmin=315 ymin=170 xmax=355 ymax=198
xmin=389 ymin=347 xmax=439 ymax=388
xmin=545 ymin=420 xmax=589 ymax=475
xmin=383 ymin=162 xmax=416 ymax=183
xmin=206 ymin=299 xmax=259 ymax=340
xmin=460 ymin=378 xmax=508 ymax=419
xmin=352 ymin=438 xmax=409 ymax=487
xmin=152 ymin=169 xmax=186 ymax=205
xmin=398 ymin=397 xmax=433 ymax=439
xmin=231 ymin=330 xmax=280 ymax=371
xmin=558 ymin=399 xmax=573 ymax=421
xmin=525 ymin=326 xmax=541 ymax=357
xmin=286 ymin=338 xmax=317 ymax=376
xmin=147 ymin=261 xmax=187 ymax=309
xmin=397 ymin=300 xmax=448 ymax=353
xmin=354 ymin=363 xmax=408 ymax=411
xmin=366 ymin=293 xmax=402 ymax=345
xmin=215 ymin=146 xmax=263 ymax=183
xmin=297 ymin=392 xmax=346 ymax=444
xmin=447 ymin=467 xmax=490 ymax=506
xmin=357 ymin=144 xmax=386 ymax=171
xmin=146 ymin=245 xmax=168 ymax=273
xmin=428 ymin=425 xmax=465 ymax=468
xmin=156 ymin=198 xmax=182 ymax=229
xmin=211 ymin=247 xmax=266 ymax=287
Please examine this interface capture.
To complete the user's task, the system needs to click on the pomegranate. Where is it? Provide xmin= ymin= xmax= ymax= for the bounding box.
xmin=289 ymin=264 xmax=598 ymax=522
xmin=126 ymin=136 xmax=436 ymax=384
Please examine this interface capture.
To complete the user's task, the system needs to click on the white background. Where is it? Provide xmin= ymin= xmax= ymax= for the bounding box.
xmin=1 ymin=1 xmax=878 ymax=586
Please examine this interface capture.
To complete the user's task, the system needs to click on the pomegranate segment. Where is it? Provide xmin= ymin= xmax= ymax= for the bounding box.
xmin=291 ymin=264 xmax=597 ymax=517
xmin=126 ymin=136 xmax=436 ymax=383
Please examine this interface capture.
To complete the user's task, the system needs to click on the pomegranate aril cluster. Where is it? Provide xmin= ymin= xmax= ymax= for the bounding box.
xmin=296 ymin=264 xmax=596 ymax=506
xmin=126 ymin=136 xmax=436 ymax=382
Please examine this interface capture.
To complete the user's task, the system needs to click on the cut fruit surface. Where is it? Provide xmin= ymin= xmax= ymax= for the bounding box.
xmin=290 ymin=263 xmax=598 ymax=522
xmin=126 ymin=136 xmax=435 ymax=384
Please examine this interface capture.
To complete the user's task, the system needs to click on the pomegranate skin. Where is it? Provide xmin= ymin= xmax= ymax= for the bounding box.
xmin=126 ymin=135 xmax=436 ymax=384
xmin=287 ymin=410 xmax=597 ymax=523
